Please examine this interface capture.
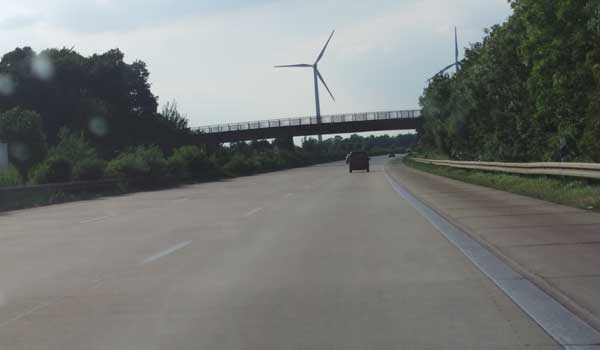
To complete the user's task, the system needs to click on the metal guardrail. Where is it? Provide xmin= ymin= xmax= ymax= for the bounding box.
xmin=193 ymin=109 xmax=421 ymax=134
xmin=0 ymin=179 xmax=119 ymax=211
xmin=0 ymin=179 xmax=119 ymax=193
xmin=412 ymin=158 xmax=600 ymax=180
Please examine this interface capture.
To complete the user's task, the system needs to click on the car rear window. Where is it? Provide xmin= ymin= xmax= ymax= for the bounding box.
xmin=352 ymin=152 xmax=368 ymax=159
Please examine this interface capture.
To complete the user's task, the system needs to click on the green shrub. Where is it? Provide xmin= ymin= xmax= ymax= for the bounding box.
xmin=30 ymin=157 xmax=73 ymax=184
xmin=0 ymin=108 xmax=48 ymax=180
xmin=47 ymin=130 xmax=105 ymax=181
xmin=223 ymin=154 xmax=254 ymax=176
xmin=0 ymin=165 xmax=23 ymax=187
xmin=75 ymin=158 xmax=106 ymax=181
xmin=254 ymin=153 xmax=278 ymax=171
xmin=168 ymin=145 xmax=216 ymax=181
xmin=277 ymin=150 xmax=305 ymax=168
xmin=106 ymin=146 xmax=169 ymax=188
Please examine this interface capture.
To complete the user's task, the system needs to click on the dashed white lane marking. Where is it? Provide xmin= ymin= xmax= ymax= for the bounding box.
xmin=0 ymin=301 xmax=51 ymax=328
xmin=243 ymin=207 xmax=263 ymax=218
xmin=90 ymin=279 xmax=104 ymax=290
xmin=172 ymin=198 xmax=189 ymax=203
xmin=141 ymin=241 xmax=192 ymax=265
xmin=79 ymin=215 xmax=112 ymax=224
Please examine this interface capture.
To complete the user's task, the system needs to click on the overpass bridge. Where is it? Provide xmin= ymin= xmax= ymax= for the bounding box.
xmin=193 ymin=109 xmax=421 ymax=144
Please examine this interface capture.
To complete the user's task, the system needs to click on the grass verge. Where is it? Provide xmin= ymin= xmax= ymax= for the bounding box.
xmin=403 ymin=158 xmax=600 ymax=212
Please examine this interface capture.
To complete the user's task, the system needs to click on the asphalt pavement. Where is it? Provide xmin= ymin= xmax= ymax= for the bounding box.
xmin=0 ymin=157 xmax=560 ymax=349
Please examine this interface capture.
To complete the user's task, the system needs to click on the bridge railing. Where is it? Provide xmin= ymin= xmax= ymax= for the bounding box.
xmin=194 ymin=109 xmax=421 ymax=134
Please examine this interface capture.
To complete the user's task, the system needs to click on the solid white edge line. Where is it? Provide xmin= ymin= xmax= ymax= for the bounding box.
xmin=384 ymin=169 xmax=600 ymax=348
xmin=141 ymin=241 xmax=192 ymax=265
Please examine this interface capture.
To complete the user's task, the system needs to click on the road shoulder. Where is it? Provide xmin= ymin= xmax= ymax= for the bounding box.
xmin=385 ymin=160 xmax=600 ymax=333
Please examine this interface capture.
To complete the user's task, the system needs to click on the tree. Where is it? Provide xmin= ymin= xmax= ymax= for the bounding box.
xmin=160 ymin=100 xmax=189 ymax=131
xmin=0 ymin=107 xmax=47 ymax=179
xmin=0 ymin=47 xmax=162 ymax=155
xmin=418 ymin=0 xmax=600 ymax=162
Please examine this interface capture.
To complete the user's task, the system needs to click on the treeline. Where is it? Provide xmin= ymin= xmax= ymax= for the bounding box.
xmin=419 ymin=0 xmax=600 ymax=162
xmin=0 ymin=47 xmax=192 ymax=179
xmin=0 ymin=46 xmax=414 ymax=188
xmin=0 ymin=130 xmax=414 ymax=188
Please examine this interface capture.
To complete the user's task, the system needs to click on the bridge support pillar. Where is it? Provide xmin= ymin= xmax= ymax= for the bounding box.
xmin=274 ymin=134 xmax=295 ymax=151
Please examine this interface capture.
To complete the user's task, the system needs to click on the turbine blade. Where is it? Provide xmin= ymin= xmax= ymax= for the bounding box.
xmin=454 ymin=26 xmax=459 ymax=64
xmin=316 ymin=69 xmax=335 ymax=101
xmin=274 ymin=64 xmax=312 ymax=68
xmin=438 ymin=62 xmax=456 ymax=75
xmin=315 ymin=30 xmax=335 ymax=64
xmin=429 ymin=63 xmax=457 ymax=80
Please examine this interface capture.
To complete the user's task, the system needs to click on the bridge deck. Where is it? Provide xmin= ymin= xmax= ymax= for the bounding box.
xmin=193 ymin=109 xmax=421 ymax=143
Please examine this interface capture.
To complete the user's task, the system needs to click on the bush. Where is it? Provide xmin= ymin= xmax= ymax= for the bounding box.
xmin=0 ymin=108 xmax=48 ymax=180
xmin=168 ymin=145 xmax=216 ymax=181
xmin=47 ymin=130 xmax=105 ymax=181
xmin=0 ymin=165 xmax=23 ymax=187
xmin=254 ymin=152 xmax=278 ymax=171
xmin=75 ymin=158 xmax=106 ymax=181
xmin=223 ymin=154 xmax=254 ymax=176
xmin=106 ymin=146 xmax=169 ymax=188
xmin=30 ymin=157 xmax=73 ymax=184
xmin=277 ymin=150 xmax=305 ymax=168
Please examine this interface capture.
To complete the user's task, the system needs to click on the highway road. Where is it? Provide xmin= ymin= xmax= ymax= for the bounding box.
xmin=0 ymin=157 xmax=560 ymax=349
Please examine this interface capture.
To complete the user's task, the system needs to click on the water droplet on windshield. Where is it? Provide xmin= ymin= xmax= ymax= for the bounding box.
xmin=10 ymin=142 xmax=30 ymax=161
xmin=0 ymin=74 xmax=15 ymax=96
xmin=89 ymin=117 xmax=109 ymax=137
xmin=31 ymin=55 xmax=54 ymax=81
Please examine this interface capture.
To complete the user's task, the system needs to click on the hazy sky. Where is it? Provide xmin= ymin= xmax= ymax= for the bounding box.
xmin=1 ymin=0 xmax=512 ymax=128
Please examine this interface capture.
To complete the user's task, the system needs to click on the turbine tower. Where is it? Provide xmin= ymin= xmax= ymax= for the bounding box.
xmin=275 ymin=30 xmax=336 ymax=142
xmin=429 ymin=27 xmax=460 ymax=81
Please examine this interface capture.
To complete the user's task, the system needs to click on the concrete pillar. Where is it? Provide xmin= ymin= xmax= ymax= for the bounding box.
xmin=274 ymin=135 xmax=294 ymax=151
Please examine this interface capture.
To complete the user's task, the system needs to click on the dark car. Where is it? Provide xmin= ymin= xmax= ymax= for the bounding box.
xmin=388 ymin=153 xmax=396 ymax=158
xmin=348 ymin=151 xmax=370 ymax=173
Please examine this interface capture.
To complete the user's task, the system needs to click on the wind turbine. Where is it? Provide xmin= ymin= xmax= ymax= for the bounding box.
xmin=275 ymin=30 xmax=336 ymax=142
xmin=429 ymin=27 xmax=460 ymax=81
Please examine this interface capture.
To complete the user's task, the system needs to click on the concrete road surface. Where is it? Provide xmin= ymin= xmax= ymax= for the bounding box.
xmin=0 ymin=157 xmax=559 ymax=349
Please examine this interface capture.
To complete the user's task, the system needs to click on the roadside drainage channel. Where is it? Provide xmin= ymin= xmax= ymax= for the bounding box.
xmin=384 ymin=168 xmax=600 ymax=350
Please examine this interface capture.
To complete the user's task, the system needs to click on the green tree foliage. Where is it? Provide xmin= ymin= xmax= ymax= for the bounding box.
xmin=168 ymin=145 xmax=217 ymax=181
xmin=0 ymin=165 xmax=22 ymax=187
xmin=138 ymin=100 xmax=194 ymax=153
xmin=41 ymin=129 xmax=106 ymax=181
xmin=30 ymin=156 xmax=73 ymax=184
xmin=0 ymin=47 xmax=167 ymax=155
xmin=419 ymin=0 xmax=600 ymax=162
xmin=0 ymin=107 xmax=47 ymax=179
xmin=106 ymin=145 xmax=170 ymax=188
xmin=216 ymin=133 xmax=416 ymax=176
xmin=29 ymin=130 xmax=109 ymax=184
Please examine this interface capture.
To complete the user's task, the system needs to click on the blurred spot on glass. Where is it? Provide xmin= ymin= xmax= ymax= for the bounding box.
xmin=31 ymin=55 xmax=54 ymax=81
xmin=89 ymin=117 xmax=109 ymax=137
xmin=0 ymin=74 xmax=16 ymax=96
xmin=10 ymin=142 xmax=30 ymax=161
